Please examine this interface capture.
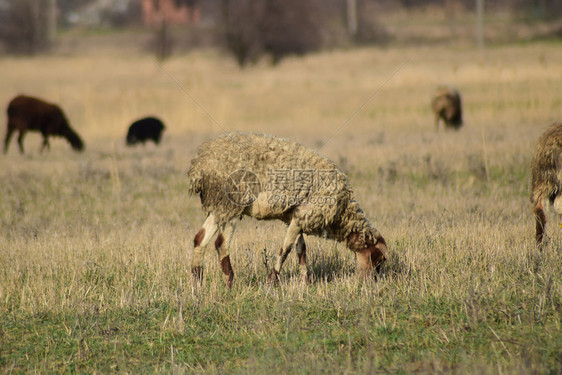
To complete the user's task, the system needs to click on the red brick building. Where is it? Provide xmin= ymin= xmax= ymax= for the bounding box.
xmin=142 ymin=0 xmax=200 ymax=26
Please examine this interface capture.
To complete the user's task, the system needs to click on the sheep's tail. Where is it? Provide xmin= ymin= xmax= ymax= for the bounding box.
xmin=530 ymin=133 xmax=562 ymax=244
xmin=187 ymin=161 xmax=243 ymax=226
xmin=187 ymin=164 xmax=203 ymax=197
xmin=530 ymin=178 xmax=553 ymax=207
xmin=530 ymin=148 xmax=560 ymax=206
xmin=187 ymin=160 xmax=215 ymax=200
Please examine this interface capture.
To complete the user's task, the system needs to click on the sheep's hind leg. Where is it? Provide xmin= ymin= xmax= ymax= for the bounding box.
xmin=192 ymin=213 xmax=219 ymax=284
xmin=17 ymin=132 xmax=26 ymax=154
xmin=3 ymin=127 xmax=14 ymax=154
xmin=295 ymin=233 xmax=310 ymax=284
xmin=534 ymin=200 xmax=546 ymax=246
xmin=215 ymin=221 xmax=236 ymax=288
xmin=268 ymin=220 xmax=301 ymax=284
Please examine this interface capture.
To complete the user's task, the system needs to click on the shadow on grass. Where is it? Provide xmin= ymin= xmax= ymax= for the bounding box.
xmin=307 ymin=255 xmax=356 ymax=283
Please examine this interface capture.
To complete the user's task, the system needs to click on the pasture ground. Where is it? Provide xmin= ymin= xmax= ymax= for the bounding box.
xmin=0 ymin=31 xmax=561 ymax=373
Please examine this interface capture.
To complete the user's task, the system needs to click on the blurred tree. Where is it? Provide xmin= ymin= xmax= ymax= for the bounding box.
xmin=221 ymin=0 xmax=324 ymax=67
xmin=353 ymin=0 xmax=389 ymax=44
xmin=0 ymin=0 xmax=56 ymax=54
xmin=57 ymin=0 xmax=94 ymax=14
xmin=152 ymin=18 xmax=174 ymax=60
xmin=261 ymin=0 xmax=323 ymax=65
xmin=145 ymin=0 xmax=200 ymax=60
xmin=517 ymin=0 xmax=562 ymax=19
xmin=221 ymin=0 xmax=264 ymax=67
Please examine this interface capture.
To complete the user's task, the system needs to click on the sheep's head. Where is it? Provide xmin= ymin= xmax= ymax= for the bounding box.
xmin=64 ymin=128 xmax=84 ymax=152
xmin=445 ymin=104 xmax=463 ymax=128
xmin=126 ymin=134 xmax=138 ymax=145
xmin=347 ymin=228 xmax=387 ymax=273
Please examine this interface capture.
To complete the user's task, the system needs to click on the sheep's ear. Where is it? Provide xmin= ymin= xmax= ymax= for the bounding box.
xmin=372 ymin=236 xmax=388 ymax=265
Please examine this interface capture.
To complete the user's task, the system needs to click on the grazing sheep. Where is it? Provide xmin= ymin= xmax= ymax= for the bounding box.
xmin=187 ymin=132 xmax=388 ymax=288
xmin=4 ymin=95 xmax=84 ymax=154
xmin=431 ymin=85 xmax=463 ymax=130
xmin=126 ymin=116 xmax=166 ymax=146
xmin=530 ymin=122 xmax=562 ymax=245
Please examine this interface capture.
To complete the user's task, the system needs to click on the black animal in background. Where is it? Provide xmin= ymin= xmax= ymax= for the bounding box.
xmin=126 ymin=117 xmax=166 ymax=146
xmin=4 ymin=95 xmax=84 ymax=154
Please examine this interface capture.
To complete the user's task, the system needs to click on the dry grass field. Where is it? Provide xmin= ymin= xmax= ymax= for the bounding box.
xmin=0 ymin=30 xmax=561 ymax=373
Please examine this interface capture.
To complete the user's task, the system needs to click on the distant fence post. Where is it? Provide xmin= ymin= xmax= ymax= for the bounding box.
xmin=347 ymin=0 xmax=357 ymax=37
xmin=46 ymin=0 xmax=56 ymax=45
xmin=476 ymin=0 xmax=484 ymax=49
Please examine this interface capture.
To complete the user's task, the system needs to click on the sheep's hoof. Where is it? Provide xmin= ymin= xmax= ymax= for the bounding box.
xmin=223 ymin=274 xmax=234 ymax=289
xmin=267 ymin=271 xmax=280 ymax=286
xmin=358 ymin=269 xmax=374 ymax=280
xmin=192 ymin=266 xmax=203 ymax=284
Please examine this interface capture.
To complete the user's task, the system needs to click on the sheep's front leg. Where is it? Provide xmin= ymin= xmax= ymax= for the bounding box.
xmin=215 ymin=221 xmax=236 ymax=288
xmin=295 ymin=233 xmax=310 ymax=284
xmin=40 ymin=137 xmax=50 ymax=153
xmin=268 ymin=220 xmax=301 ymax=284
xmin=192 ymin=213 xmax=218 ymax=283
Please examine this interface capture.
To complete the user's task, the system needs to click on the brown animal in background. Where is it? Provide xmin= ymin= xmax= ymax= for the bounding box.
xmin=431 ymin=85 xmax=463 ymax=130
xmin=530 ymin=122 xmax=562 ymax=245
xmin=4 ymin=95 xmax=84 ymax=154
